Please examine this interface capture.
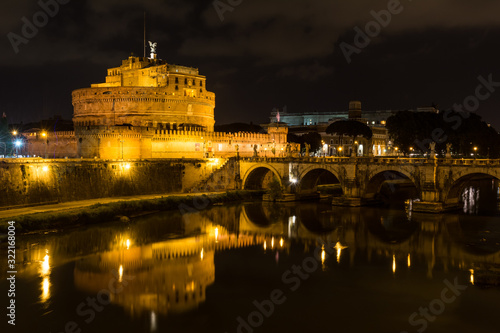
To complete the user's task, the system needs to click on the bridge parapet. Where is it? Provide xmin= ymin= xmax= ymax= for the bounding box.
xmin=238 ymin=157 xmax=500 ymax=213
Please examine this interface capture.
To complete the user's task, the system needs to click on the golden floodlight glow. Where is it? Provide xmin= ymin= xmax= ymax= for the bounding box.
xmin=334 ymin=242 xmax=347 ymax=263
xmin=119 ymin=265 xmax=124 ymax=282
xmin=41 ymin=254 xmax=50 ymax=276
xmin=126 ymin=239 xmax=130 ymax=250
xmin=407 ymin=254 xmax=411 ymax=268
xmin=392 ymin=255 xmax=396 ymax=274
xmin=469 ymin=269 xmax=474 ymax=285
xmin=279 ymin=238 xmax=284 ymax=248
xmin=41 ymin=132 xmax=47 ymax=137
xmin=321 ymin=245 xmax=326 ymax=265
xmin=271 ymin=237 xmax=275 ymax=249
xmin=41 ymin=277 xmax=50 ymax=302
xmin=42 ymin=166 xmax=49 ymax=172
xmin=12 ymin=130 xmax=17 ymax=136
xmin=215 ymin=227 xmax=219 ymax=242
xmin=200 ymin=248 xmax=204 ymax=260
xmin=263 ymin=240 xmax=267 ymax=251
xmin=124 ymin=163 xmax=131 ymax=170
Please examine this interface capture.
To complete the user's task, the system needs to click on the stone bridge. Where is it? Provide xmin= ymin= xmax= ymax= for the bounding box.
xmin=237 ymin=156 xmax=500 ymax=213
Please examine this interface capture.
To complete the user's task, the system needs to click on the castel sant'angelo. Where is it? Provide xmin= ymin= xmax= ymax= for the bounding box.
xmin=70 ymin=46 xmax=291 ymax=159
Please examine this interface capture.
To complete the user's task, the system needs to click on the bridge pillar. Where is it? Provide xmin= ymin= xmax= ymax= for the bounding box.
xmin=332 ymin=178 xmax=363 ymax=207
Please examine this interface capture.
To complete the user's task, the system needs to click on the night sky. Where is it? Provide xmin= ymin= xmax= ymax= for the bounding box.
xmin=1 ymin=0 xmax=500 ymax=130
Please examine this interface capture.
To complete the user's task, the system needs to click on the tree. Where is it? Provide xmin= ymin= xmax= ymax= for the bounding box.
xmin=302 ymin=132 xmax=322 ymax=153
xmin=386 ymin=110 xmax=500 ymax=158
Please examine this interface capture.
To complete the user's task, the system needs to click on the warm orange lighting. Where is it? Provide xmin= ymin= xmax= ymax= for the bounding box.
xmin=338 ymin=147 xmax=343 ymax=152
xmin=395 ymin=147 xmax=399 ymax=151
xmin=271 ymin=237 xmax=275 ymax=249
xmin=12 ymin=130 xmax=17 ymax=136
xmin=469 ymin=269 xmax=474 ymax=285
xmin=126 ymin=239 xmax=130 ymax=250
xmin=200 ymin=248 xmax=204 ymax=260
xmin=119 ymin=265 xmax=123 ymax=282
xmin=334 ymin=242 xmax=347 ymax=263
xmin=215 ymin=227 xmax=219 ymax=242
xmin=41 ymin=132 xmax=47 ymax=137
xmin=124 ymin=163 xmax=131 ymax=170
xmin=407 ymin=254 xmax=411 ymax=268
xmin=410 ymin=147 xmax=414 ymax=151
xmin=392 ymin=255 xmax=396 ymax=274
xmin=263 ymin=241 xmax=267 ymax=251
xmin=321 ymin=245 xmax=326 ymax=265
xmin=279 ymin=238 xmax=284 ymax=247
xmin=473 ymin=146 xmax=478 ymax=151
xmin=42 ymin=166 xmax=49 ymax=172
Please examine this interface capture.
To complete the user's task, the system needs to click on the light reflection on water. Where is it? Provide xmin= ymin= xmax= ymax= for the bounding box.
xmin=2 ymin=201 xmax=500 ymax=332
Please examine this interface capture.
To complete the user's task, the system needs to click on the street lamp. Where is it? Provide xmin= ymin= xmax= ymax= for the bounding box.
xmin=14 ymin=139 xmax=22 ymax=156
xmin=473 ymin=146 xmax=478 ymax=159
xmin=12 ymin=130 xmax=17 ymax=136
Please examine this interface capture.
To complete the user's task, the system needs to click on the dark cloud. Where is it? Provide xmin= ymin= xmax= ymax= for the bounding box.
xmin=1 ymin=0 xmax=499 ymax=129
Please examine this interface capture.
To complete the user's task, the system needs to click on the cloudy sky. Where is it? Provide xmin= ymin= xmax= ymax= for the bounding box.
xmin=1 ymin=0 xmax=500 ymax=129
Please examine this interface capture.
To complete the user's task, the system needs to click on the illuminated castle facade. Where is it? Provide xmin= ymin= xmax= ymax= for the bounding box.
xmin=72 ymin=53 xmax=291 ymax=159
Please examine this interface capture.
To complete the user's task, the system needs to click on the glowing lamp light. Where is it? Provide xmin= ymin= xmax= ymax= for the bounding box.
xmin=42 ymin=166 xmax=49 ymax=172
xmin=124 ymin=163 xmax=131 ymax=170
xmin=279 ymin=238 xmax=284 ymax=248
xmin=392 ymin=255 xmax=396 ymax=274
xmin=263 ymin=240 xmax=267 ymax=251
xmin=14 ymin=140 xmax=22 ymax=147
xmin=469 ymin=269 xmax=474 ymax=285
xmin=200 ymin=248 xmax=204 ymax=260
xmin=119 ymin=265 xmax=123 ymax=282
xmin=407 ymin=254 xmax=411 ymax=268
xmin=12 ymin=130 xmax=17 ymax=136
xmin=126 ymin=239 xmax=131 ymax=249
xmin=215 ymin=227 xmax=219 ymax=242
xmin=41 ymin=132 xmax=47 ymax=137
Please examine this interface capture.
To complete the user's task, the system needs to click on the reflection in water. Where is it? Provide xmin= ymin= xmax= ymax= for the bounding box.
xmin=6 ymin=201 xmax=500 ymax=332
xmin=39 ymin=250 xmax=51 ymax=305
xmin=463 ymin=186 xmax=480 ymax=214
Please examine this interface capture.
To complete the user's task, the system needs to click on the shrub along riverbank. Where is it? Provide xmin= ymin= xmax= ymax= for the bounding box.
xmin=0 ymin=190 xmax=264 ymax=234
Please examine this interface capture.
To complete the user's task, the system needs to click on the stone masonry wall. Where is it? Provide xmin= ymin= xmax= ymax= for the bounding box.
xmin=0 ymin=159 xmax=216 ymax=208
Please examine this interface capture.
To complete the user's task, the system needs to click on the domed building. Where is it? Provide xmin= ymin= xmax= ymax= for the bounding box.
xmin=72 ymin=51 xmax=292 ymax=159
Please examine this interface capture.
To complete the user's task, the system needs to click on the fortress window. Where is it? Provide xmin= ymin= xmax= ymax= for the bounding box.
xmin=184 ymin=78 xmax=187 ymax=85
xmin=175 ymin=85 xmax=178 ymax=91
xmin=175 ymin=77 xmax=179 ymax=84
xmin=200 ymin=81 xmax=203 ymax=87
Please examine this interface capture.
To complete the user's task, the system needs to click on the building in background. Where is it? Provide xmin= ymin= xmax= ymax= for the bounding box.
xmin=268 ymin=102 xmax=438 ymax=156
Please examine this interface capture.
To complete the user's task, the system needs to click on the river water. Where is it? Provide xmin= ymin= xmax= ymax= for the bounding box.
xmin=1 ymin=200 xmax=500 ymax=333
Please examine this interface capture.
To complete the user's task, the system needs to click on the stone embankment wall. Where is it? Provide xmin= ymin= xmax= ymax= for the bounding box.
xmin=0 ymin=158 xmax=225 ymax=208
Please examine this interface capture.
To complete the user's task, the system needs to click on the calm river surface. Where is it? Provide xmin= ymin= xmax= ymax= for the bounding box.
xmin=2 ymin=201 xmax=500 ymax=333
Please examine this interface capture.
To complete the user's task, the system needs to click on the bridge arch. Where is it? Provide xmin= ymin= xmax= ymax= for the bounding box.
xmin=242 ymin=164 xmax=282 ymax=190
xmin=444 ymin=172 xmax=499 ymax=213
xmin=364 ymin=169 xmax=419 ymax=202
xmin=298 ymin=167 xmax=342 ymax=194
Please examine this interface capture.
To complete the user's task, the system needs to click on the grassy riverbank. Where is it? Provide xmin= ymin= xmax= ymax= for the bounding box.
xmin=0 ymin=190 xmax=264 ymax=234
